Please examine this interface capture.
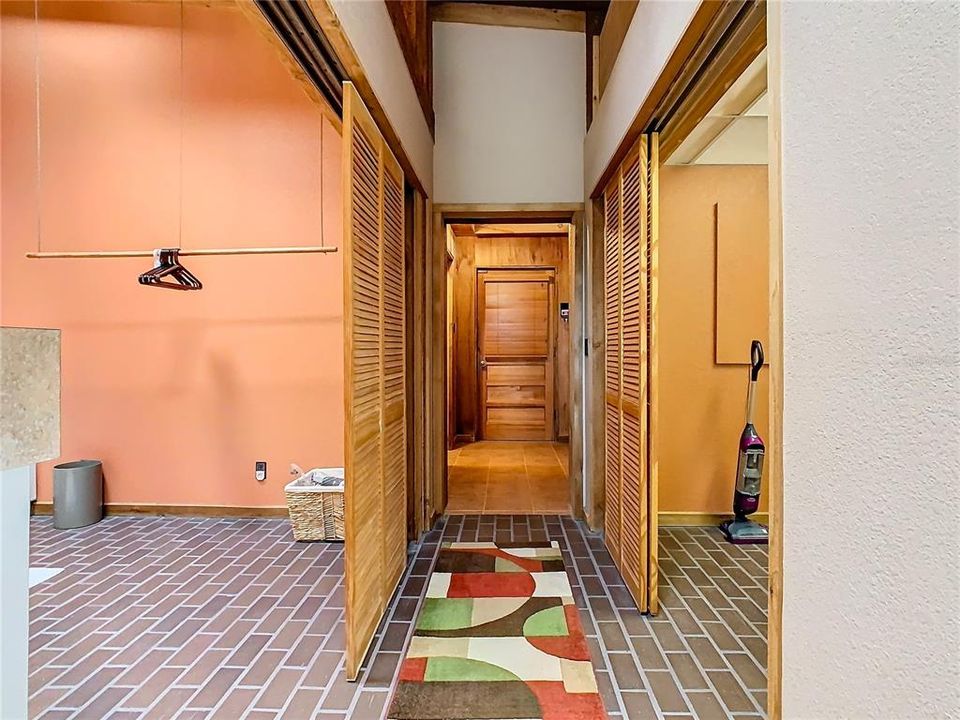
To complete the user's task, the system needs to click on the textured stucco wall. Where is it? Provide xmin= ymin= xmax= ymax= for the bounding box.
xmin=0 ymin=328 xmax=60 ymax=470
xmin=779 ymin=3 xmax=960 ymax=718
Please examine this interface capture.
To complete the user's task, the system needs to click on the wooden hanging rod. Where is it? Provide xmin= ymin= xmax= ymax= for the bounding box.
xmin=26 ymin=245 xmax=338 ymax=259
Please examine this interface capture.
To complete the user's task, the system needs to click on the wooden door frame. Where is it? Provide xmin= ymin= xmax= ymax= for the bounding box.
xmin=445 ymin=251 xmax=457 ymax=451
xmin=585 ymin=2 xmax=783 ymax=714
xmin=476 ymin=267 xmax=557 ymax=442
xmin=428 ymin=203 xmax=585 ymax=522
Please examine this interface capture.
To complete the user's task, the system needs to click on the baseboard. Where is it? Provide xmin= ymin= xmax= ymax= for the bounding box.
xmin=658 ymin=511 xmax=769 ymax=527
xmin=30 ymin=502 xmax=288 ymax=519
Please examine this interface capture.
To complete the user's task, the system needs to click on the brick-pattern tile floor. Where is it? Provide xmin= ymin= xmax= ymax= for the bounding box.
xmin=28 ymin=514 xmax=766 ymax=720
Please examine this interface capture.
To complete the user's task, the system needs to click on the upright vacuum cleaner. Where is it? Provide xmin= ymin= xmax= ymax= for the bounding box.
xmin=720 ymin=340 xmax=769 ymax=545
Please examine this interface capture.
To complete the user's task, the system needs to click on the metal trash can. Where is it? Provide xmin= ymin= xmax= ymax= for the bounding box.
xmin=53 ymin=460 xmax=103 ymax=530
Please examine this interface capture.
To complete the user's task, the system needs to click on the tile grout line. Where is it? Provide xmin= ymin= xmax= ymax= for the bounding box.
xmin=659 ymin=533 xmax=767 ymax=716
xmin=559 ymin=518 xmax=664 ymax=720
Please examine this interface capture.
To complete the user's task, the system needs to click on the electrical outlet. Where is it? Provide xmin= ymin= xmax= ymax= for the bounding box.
xmin=255 ymin=461 xmax=267 ymax=482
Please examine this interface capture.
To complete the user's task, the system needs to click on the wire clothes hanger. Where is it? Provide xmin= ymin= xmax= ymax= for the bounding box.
xmin=138 ymin=249 xmax=202 ymax=291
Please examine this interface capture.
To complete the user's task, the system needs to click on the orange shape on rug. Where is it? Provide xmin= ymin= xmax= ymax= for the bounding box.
xmin=447 ymin=572 xmax=536 ymax=598
xmin=526 ymin=681 xmax=606 ymax=720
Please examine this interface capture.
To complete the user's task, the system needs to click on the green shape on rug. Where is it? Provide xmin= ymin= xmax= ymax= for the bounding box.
xmin=494 ymin=556 xmax=527 ymax=573
xmin=424 ymin=656 xmax=521 ymax=682
xmin=416 ymin=598 xmax=474 ymax=630
xmin=522 ymin=606 xmax=568 ymax=637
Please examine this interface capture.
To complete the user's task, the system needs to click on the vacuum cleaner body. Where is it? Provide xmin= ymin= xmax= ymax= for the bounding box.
xmin=721 ymin=341 xmax=769 ymax=545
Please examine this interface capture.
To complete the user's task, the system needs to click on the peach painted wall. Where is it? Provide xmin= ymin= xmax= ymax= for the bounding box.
xmin=658 ymin=164 xmax=769 ymax=514
xmin=0 ymin=2 xmax=344 ymax=507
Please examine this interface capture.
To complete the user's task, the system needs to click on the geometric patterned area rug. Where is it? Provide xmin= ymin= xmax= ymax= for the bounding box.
xmin=387 ymin=541 xmax=607 ymax=720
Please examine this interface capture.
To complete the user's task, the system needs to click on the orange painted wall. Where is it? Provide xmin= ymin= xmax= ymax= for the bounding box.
xmin=0 ymin=2 xmax=344 ymax=506
xmin=658 ymin=164 xmax=769 ymax=514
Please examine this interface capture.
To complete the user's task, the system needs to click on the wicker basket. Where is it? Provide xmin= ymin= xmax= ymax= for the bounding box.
xmin=285 ymin=468 xmax=344 ymax=542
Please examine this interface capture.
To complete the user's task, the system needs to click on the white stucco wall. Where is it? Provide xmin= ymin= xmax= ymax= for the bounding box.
xmin=778 ymin=3 xmax=960 ymax=718
xmin=0 ymin=467 xmax=31 ymax=720
xmin=433 ymin=22 xmax=584 ymax=204
xmin=328 ymin=0 xmax=433 ymax=195
xmin=583 ymin=0 xmax=698 ymax=196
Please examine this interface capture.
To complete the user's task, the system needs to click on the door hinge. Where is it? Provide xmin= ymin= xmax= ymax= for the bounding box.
xmin=584 ymin=338 xmax=590 ymax=357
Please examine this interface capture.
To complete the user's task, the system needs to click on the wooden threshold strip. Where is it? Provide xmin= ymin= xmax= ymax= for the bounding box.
xmin=31 ymin=502 xmax=289 ymax=519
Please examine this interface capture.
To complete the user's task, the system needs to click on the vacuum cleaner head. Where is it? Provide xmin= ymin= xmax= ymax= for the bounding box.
xmin=720 ymin=518 xmax=769 ymax=545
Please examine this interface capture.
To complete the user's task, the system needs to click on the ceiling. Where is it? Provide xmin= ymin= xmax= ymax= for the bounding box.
xmin=667 ymin=50 xmax=768 ymax=166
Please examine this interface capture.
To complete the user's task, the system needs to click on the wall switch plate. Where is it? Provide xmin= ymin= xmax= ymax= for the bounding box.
xmin=255 ymin=461 xmax=267 ymax=482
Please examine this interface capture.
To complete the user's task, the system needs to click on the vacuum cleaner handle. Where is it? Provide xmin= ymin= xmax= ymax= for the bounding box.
xmin=751 ymin=340 xmax=764 ymax=381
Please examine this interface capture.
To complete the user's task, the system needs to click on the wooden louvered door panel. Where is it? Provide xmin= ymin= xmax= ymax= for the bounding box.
xmin=603 ymin=137 xmax=657 ymax=614
xmin=343 ymin=82 xmax=407 ymax=681
xmin=603 ymin=179 xmax=622 ymax=567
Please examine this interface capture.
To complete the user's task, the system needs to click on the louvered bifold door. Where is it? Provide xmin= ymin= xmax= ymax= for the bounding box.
xmin=603 ymin=138 xmax=652 ymax=613
xmin=343 ymin=82 xmax=407 ymax=681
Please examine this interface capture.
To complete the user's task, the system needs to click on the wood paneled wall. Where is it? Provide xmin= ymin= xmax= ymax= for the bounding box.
xmin=451 ymin=233 xmax=571 ymax=441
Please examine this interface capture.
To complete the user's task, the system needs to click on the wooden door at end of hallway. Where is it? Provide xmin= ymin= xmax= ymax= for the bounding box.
xmin=478 ymin=269 xmax=555 ymax=441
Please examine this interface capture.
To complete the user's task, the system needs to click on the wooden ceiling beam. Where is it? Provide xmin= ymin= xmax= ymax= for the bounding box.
xmin=430 ymin=2 xmax=586 ymax=33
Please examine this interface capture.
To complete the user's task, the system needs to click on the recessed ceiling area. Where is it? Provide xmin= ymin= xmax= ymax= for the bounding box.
xmin=667 ymin=50 xmax=768 ymax=166
xmin=450 ymin=222 xmax=569 ymax=236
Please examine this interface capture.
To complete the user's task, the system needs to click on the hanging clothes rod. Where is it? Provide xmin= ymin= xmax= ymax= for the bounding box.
xmin=26 ymin=245 xmax=338 ymax=259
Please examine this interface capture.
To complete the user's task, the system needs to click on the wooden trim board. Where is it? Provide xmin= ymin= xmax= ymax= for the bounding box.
xmin=766 ymin=2 xmax=784 ymax=717
xmin=430 ymin=2 xmax=586 ymax=33
xmin=646 ymin=133 xmax=660 ymax=615
xmin=586 ymin=198 xmax=606 ymax=531
xmin=30 ymin=503 xmax=289 ymax=518
xmin=568 ymin=211 xmax=586 ymax=521
xmin=437 ymin=203 xmax=583 ymax=220
xmin=658 ymin=511 xmax=770 ymax=527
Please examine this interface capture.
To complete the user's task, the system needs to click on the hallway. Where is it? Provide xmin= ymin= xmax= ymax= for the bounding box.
xmin=447 ymin=441 xmax=570 ymax=514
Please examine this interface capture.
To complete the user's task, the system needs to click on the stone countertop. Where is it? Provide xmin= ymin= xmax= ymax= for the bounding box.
xmin=0 ymin=327 xmax=61 ymax=471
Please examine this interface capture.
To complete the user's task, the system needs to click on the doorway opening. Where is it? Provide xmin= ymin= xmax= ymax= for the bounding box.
xmin=432 ymin=212 xmax=584 ymax=517
xmin=654 ymin=44 xmax=772 ymax=715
